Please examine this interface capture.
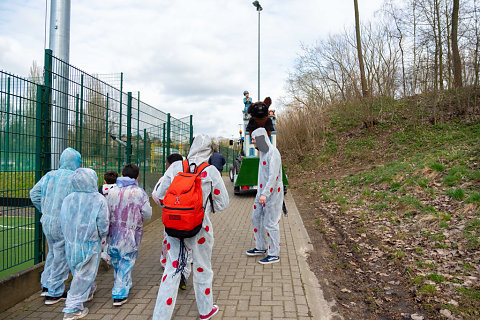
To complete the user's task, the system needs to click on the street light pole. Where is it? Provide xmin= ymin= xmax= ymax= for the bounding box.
xmin=252 ymin=1 xmax=263 ymax=101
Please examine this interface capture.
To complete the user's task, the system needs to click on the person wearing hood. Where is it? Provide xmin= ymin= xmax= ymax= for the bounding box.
xmin=59 ymin=168 xmax=109 ymax=320
xmin=153 ymin=134 xmax=229 ymax=320
xmin=106 ymin=163 xmax=152 ymax=307
xmin=246 ymin=128 xmax=284 ymax=264
xmin=30 ymin=147 xmax=82 ymax=304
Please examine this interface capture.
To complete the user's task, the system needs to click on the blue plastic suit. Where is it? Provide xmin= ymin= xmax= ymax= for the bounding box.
xmin=30 ymin=148 xmax=82 ymax=297
xmin=59 ymin=168 xmax=109 ymax=314
xmin=251 ymin=128 xmax=284 ymax=257
xmin=106 ymin=177 xmax=152 ymax=299
xmin=153 ymin=134 xmax=230 ymax=320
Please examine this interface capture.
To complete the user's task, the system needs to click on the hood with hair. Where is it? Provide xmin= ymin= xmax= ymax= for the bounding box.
xmin=187 ymin=134 xmax=212 ymax=164
xmin=59 ymin=148 xmax=82 ymax=171
xmin=71 ymin=168 xmax=98 ymax=193
xmin=251 ymin=128 xmax=272 ymax=153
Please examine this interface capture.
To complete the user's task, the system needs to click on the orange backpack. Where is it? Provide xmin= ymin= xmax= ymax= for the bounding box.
xmin=162 ymin=160 xmax=212 ymax=239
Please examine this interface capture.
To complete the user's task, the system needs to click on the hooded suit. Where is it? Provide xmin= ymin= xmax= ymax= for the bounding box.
xmin=251 ymin=128 xmax=284 ymax=257
xmin=153 ymin=134 xmax=229 ymax=320
xmin=30 ymin=148 xmax=82 ymax=297
xmin=59 ymin=168 xmax=109 ymax=313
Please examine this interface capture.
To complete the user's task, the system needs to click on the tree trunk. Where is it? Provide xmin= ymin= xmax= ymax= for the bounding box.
xmin=452 ymin=0 xmax=462 ymax=88
xmin=435 ymin=0 xmax=444 ymax=90
xmin=354 ymin=0 xmax=369 ymax=97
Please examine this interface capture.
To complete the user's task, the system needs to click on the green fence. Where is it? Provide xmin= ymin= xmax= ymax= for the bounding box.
xmin=0 ymin=49 xmax=193 ymax=279
xmin=218 ymin=144 xmax=239 ymax=173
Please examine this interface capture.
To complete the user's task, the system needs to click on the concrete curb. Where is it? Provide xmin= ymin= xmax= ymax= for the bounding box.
xmin=285 ymin=192 xmax=343 ymax=320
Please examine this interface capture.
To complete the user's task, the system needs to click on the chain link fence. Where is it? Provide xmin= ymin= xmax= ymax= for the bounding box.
xmin=0 ymin=49 xmax=193 ymax=279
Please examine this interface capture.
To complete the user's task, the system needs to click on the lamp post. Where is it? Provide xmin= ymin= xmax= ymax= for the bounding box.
xmin=252 ymin=1 xmax=262 ymax=101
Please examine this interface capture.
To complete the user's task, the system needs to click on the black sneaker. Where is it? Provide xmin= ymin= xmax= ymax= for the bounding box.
xmin=113 ymin=297 xmax=128 ymax=307
xmin=246 ymin=248 xmax=267 ymax=256
xmin=45 ymin=292 xmax=67 ymax=305
xmin=40 ymin=287 xmax=49 ymax=297
xmin=179 ymin=274 xmax=187 ymax=291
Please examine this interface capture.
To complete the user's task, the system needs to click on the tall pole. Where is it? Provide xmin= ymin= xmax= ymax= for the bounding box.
xmin=257 ymin=9 xmax=261 ymax=101
xmin=49 ymin=0 xmax=71 ymax=168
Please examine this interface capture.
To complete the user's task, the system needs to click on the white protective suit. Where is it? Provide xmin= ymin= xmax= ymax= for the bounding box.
xmin=251 ymin=128 xmax=284 ymax=257
xmin=153 ymin=135 xmax=229 ymax=320
xmin=59 ymin=168 xmax=109 ymax=314
xmin=30 ymin=148 xmax=82 ymax=297
xmin=106 ymin=176 xmax=152 ymax=299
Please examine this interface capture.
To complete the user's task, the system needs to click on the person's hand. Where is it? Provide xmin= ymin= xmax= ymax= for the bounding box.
xmin=258 ymin=195 xmax=267 ymax=205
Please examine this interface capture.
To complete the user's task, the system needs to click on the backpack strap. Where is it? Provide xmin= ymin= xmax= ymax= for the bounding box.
xmin=195 ymin=162 xmax=210 ymax=175
xmin=182 ymin=159 xmax=190 ymax=173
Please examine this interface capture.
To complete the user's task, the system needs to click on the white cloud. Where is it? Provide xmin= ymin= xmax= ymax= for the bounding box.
xmin=0 ymin=0 xmax=384 ymax=138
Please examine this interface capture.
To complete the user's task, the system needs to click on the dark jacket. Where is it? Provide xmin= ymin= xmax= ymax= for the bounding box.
xmin=208 ymin=152 xmax=226 ymax=172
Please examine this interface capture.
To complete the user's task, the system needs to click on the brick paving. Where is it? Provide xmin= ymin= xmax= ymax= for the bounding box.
xmin=2 ymin=178 xmax=333 ymax=320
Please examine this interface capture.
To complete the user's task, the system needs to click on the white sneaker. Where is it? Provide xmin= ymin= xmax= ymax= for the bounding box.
xmin=63 ymin=308 xmax=89 ymax=320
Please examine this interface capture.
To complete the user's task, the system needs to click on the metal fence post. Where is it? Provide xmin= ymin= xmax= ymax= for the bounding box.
xmin=143 ymin=128 xmax=146 ymax=189
xmin=78 ymin=74 xmax=84 ymax=155
xmin=189 ymin=115 xmax=193 ymax=146
xmin=117 ymin=73 xmax=123 ymax=172
xmin=74 ymin=93 xmax=79 ymax=150
xmin=104 ymin=93 xmax=109 ymax=170
xmin=162 ymin=123 xmax=166 ymax=173
xmin=137 ymin=92 xmax=140 ymax=164
xmin=126 ymin=92 xmax=132 ymax=164
xmin=167 ymin=113 xmax=171 ymax=158
xmin=4 ymin=77 xmax=10 ymax=171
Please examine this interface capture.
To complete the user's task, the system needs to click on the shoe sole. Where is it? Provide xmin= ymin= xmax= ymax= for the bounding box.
xmin=45 ymin=297 xmax=66 ymax=305
xmin=64 ymin=308 xmax=89 ymax=320
xmin=246 ymin=251 xmax=267 ymax=256
xmin=113 ymin=299 xmax=128 ymax=307
xmin=258 ymin=259 xmax=280 ymax=265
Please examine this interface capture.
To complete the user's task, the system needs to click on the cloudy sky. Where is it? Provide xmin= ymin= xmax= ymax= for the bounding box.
xmin=0 ymin=0 xmax=384 ymax=138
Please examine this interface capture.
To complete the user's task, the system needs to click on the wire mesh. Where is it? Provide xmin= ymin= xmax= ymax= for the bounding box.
xmin=0 ymin=50 xmax=192 ymax=278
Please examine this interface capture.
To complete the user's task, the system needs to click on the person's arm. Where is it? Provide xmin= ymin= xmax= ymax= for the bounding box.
xmin=97 ymin=197 xmax=110 ymax=239
xmin=141 ymin=192 xmax=153 ymax=221
xmin=156 ymin=162 xmax=179 ymax=201
xmin=221 ymin=154 xmax=226 ymax=166
xmin=261 ymin=151 xmax=282 ymax=199
xmin=210 ymin=169 xmax=229 ymax=211
xmin=30 ymin=175 xmax=46 ymax=211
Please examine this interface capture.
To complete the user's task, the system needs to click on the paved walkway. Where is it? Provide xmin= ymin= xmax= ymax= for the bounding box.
xmin=2 ymin=178 xmax=335 ymax=320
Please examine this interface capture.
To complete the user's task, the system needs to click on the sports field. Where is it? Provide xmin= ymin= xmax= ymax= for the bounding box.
xmin=0 ymin=211 xmax=38 ymax=279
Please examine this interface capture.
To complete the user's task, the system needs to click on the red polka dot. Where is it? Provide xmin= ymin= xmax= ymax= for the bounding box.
xmin=254 ymin=205 xmax=257 ymax=209
xmin=214 ymin=189 xmax=220 ymax=195
xmin=161 ymin=258 xmax=166 ymax=264
xmin=205 ymin=225 xmax=210 ymax=232
xmin=172 ymin=260 xmax=178 ymax=268
xmin=198 ymin=237 xmax=206 ymax=244
xmin=102 ymin=241 xmax=105 ymax=245
xmin=263 ymin=161 xmax=266 ymax=165
xmin=163 ymin=239 xmax=167 ymax=245
xmin=270 ymin=188 xmax=273 ymax=192
xmin=163 ymin=275 xmax=167 ymax=282
xmin=201 ymin=171 xmax=207 ymax=178
xmin=263 ymin=204 xmax=265 ymax=207
xmin=167 ymin=243 xmax=171 ymax=250
xmin=278 ymin=187 xmax=281 ymax=192
xmin=197 ymin=267 xmax=204 ymax=272
xmin=167 ymin=298 xmax=173 ymax=305
xmin=260 ymin=184 xmax=263 ymax=188
xmin=254 ymin=228 xmax=258 ymax=233
xmin=276 ymin=176 xmax=278 ymax=181
xmin=269 ymin=246 xmax=271 ymax=249
xmin=205 ymin=288 xmax=211 ymax=295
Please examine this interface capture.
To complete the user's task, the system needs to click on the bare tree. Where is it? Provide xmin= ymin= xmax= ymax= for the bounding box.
xmin=354 ymin=0 xmax=369 ymax=97
xmin=452 ymin=0 xmax=463 ymax=87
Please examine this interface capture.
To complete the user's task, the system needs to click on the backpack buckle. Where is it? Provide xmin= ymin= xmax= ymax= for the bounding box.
xmin=175 ymin=196 xmax=180 ymax=204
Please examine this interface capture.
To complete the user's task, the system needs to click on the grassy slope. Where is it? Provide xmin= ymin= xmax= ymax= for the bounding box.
xmin=282 ymin=99 xmax=480 ymax=318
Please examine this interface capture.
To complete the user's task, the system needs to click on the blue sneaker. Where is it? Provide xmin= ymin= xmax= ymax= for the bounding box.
xmin=246 ymin=248 xmax=267 ymax=256
xmin=258 ymin=255 xmax=280 ymax=265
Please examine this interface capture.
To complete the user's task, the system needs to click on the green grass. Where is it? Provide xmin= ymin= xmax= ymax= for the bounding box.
xmin=446 ymin=188 xmax=465 ymax=200
xmin=0 ymin=171 xmax=36 ymax=198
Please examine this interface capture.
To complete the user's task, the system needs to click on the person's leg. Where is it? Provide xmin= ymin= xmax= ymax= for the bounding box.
xmin=252 ymin=202 xmax=267 ymax=251
xmin=153 ymin=236 xmax=183 ymax=320
xmin=263 ymin=191 xmax=284 ymax=257
xmin=191 ymin=222 xmax=216 ymax=318
xmin=40 ymin=233 xmax=54 ymax=290
xmin=111 ymin=251 xmax=137 ymax=299
xmin=63 ymin=251 xmax=100 ymax=313
xmin=46 ymin=232 xmax=70 ymax=297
